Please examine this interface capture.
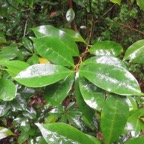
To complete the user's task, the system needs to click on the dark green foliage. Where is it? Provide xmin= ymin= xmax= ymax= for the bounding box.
xmin=0 ymin=0 xmax=144 ymax=144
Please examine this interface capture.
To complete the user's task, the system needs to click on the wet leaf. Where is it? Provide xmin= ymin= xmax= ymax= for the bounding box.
xmin=66 ymin=8 xmax=75 ymax=22
xmin=0 ymin=102 xmax=10 ymax=116
xmin=32 ymin=25 xmax=79 ymax=56
xmin=81 ymin=55 xmax=127 ymax=69
xmin=101 ymin=96 xmax=129 ymax=144
xmin=89 ymin=41 xmax=123 ymax=56
xmin=0 ymin=79 xmax=16 ymax=101
xmin=74 ymin=75 xmax=95 ymax=125
xmin=31 ymin=37 xmax=74 ymax=67
xmin=124 ymin=40 xmax=144 ymax=64
xmin=0 ymin=127 xmax=15 ymax=140
xmin=22 ymin=37 xmax=33 ymax=52
xmin=44 ymin=74 xmax=74 ymax=106
xmin=79 ymin=77 xmax=104 ymax=111
xmin=14 ymin=64 xmax=73 ymax=87
xmin=126 ymin=97 xmax=138 ymax=111
xmin=124 ymin=136 xmax=144 ymax=144
xmin=61 ymin=28 xmax=85 ymax=43
xmin=79 ymin=63 xmax=141 ymax=95
xmin=0 ymin=59 xmax=29 ymax=77
xmin=36 ymin=123 xmax=95 ymax=144
xmin=125 ymin=108 xmax=144 ymax=137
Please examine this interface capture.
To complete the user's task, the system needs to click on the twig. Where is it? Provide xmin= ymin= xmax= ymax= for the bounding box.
xmin=109 ymin=19 xmax=144 ymax=35
xmin=23 ymin=15 xmax=29 ymax=37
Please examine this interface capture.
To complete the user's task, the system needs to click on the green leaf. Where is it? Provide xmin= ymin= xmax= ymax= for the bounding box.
xmin=0 ymin=79 xmax=16 ymax=101
xmin=0 ymin=102 xmax=10 ymax=116
xmin=0 ymin=59 xmax=30 ymax=77
xmin=36 ymin=123 xmax=95 ymax=144
xmin=0 ymin=127 xmax=15 ymax=140
xmin=31 ymin=25 xmax=79 ymax=56
xmin=22 ymin=37 xmax=33 ymax=53
xmin=124 ymin=40 xmax=144 ymax=64
xmin=81 ymin=56 xmax=127 ymax=69
xmin=79 ymin=63 xmax=141 ymax=95
xmin=74 ymin=74 xmax=95 ymax=124
xmin=44 ymin=74 xmax=74 ymax=106
xmin=89 ymin=41 xmax=123 ymax=56
xmin=137 ymin=0 xmax=144 ymax=10
xmin=124 ymin=136 xmax=144 ymax=144
xmin=0 ymin=32 xmax=6 ymax=44
xmin=110 ymin=0 xmax=121 ymax=5
xmin=101 ymin=96 xmax=129 ymax=144
xmin=0 ymin=43 xmax=20 ymax=60
xmin=18 ymin=131 xmax=29 ymax=144
xmin=66 ymin=8 xmax=75 ymax=22
xmin=126 ymin=97 xmax=138 ymax=111
xmin=79 ymin=77 xmax=104 ymax=111
xmin=61 ymin=28 xmax=86 ymax=43
xmin=31 ymin=37 xmax=74 ymax=67
xmin=125 ymin=108 xmax=144 ymax=137
xmin=27 ymin=54 xmax=39 ymax=65
xmin=14 ymin=64 xmax=73 ymax=87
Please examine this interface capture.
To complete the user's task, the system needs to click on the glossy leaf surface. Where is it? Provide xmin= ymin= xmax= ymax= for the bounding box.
xmin=0 ymin=102 xmax=10 ymax=116
xmin=124 ymin=136 xmax=144 ymax=144
xmin=44 ymin=74 xmax=74 ymax=105
xmin=74 ymin=74 xmax=95 ymax=123
xmin=125 ymin=108 xmax=144 ymax=137
xmin=81 ymin=56 xmax=127 ymax=69
xmin=36 ymin=123 xmax=95 ymax=144
xmin=0 ymin=127 xmax=15 ymax=140
xmin=79 ymin=77 xmax=104 ymax=111
xmin=79 ymin=63 xmax=141 ymax=95
xmin=32 ymin=25 xmax=79 ymax=56
xmin=0 ymin=60 xmax=29 ymax=77
xmin=31 ymin=37 xmax=74 ymax=67
xmin=14 ymin=64 xmax=73 ymax=87
xmin=0 ymin=79 xmax=16 ymax=101
xmin=101 ymin=96 xmax=129 ymax=144
xmin=66 ymin=8 xmax=75 ymax=22
xmin=89 ymin=41 xmax=123 ymax=56
xmin=124 ymin=40 xmax=144 ymax=63
xmin=61 ymin=28 xmax=85 ymax=43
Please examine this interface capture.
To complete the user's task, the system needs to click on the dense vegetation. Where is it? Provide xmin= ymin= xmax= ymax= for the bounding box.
xmin=0 ymin=0 xmax=144 ymax=143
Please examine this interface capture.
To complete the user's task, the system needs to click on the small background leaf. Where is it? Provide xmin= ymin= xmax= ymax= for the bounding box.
xmin=136 ymin=0 xmax=144 ymax=11
xmin=66 ymin=8 xmax=75 ymax=22
xmin=0 ymin=79 xmax=16 ymax=101
xmin=0 ymin=127 xmax=15 ymax=140
xmin=110 ymin=0 xmax=121 ymax=5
